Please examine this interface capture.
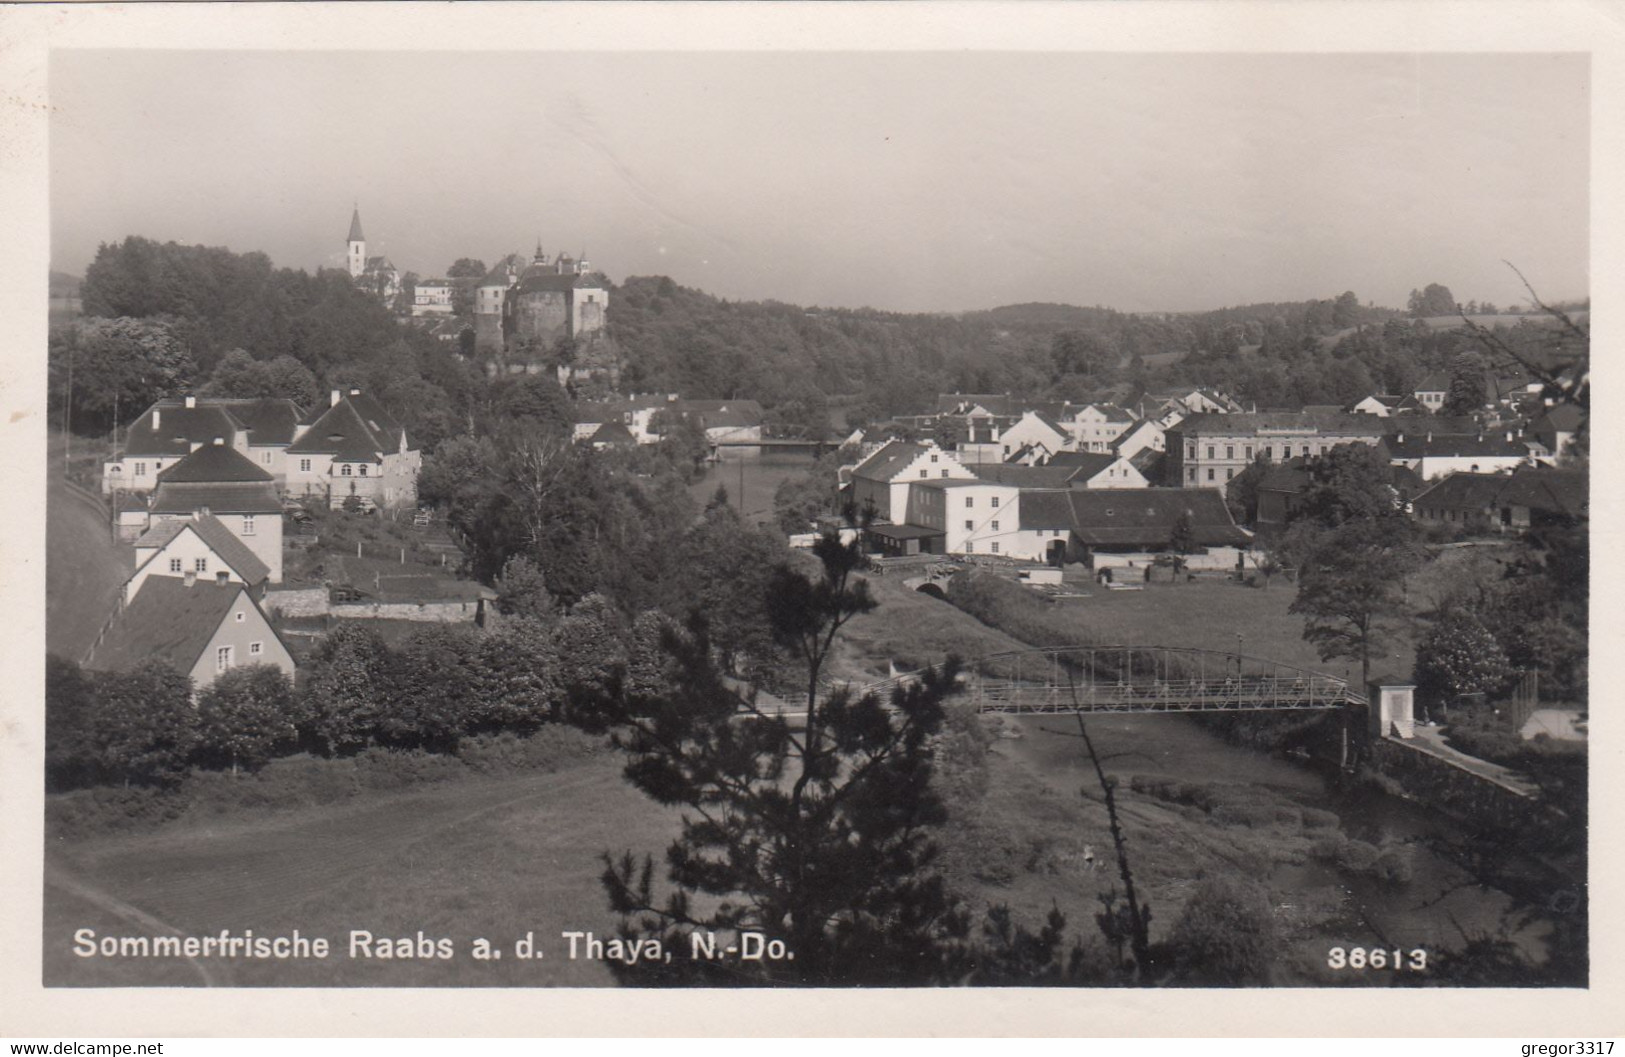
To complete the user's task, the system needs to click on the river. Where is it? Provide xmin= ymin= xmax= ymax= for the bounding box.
xmin=999 ymin=711 xmax=1570 ymax=985
xmin=686 ymin=451 xmax=819 ymax=527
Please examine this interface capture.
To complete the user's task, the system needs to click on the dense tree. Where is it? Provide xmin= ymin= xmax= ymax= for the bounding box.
xmin=194 ymin=666 xmax=301 ymax=772
xmin=49 ymin=317 xmax=195 ymax=430
xmin=45 ymin=654 xmax=98 ymax=791
xmin=1442 ymin=351 xmax=1487 ymax=417
xmin=1408 ymin=283 xmax=1458 ymax=318
xmin=300 ymin=623 xmax=394 ymax=756
xmin=600 ymin=530 xmax=973 ymax=984
xmin=773 ymin=450 xmax=846 ymax=534
xmin=1291 ymin=443 xmax=1401 ymax=528
xmin=661 ymin=502 xmax=784 ymax=675
xmin=1413 ymin=613 xmax=1513 ymax=709
xmin=552 ymin=594 xmax=627 ymax=731
xmin=386 ymin=625 xmax=483 ymax=752
xmin=493 ymin=554 xmax=558 ymax=623
xmin=89 ymin=660 xmax=197 ymax=786
xmin=201 ymin=349 xmax=321 ymax=407
xmin=1290 ymin=516 xmax=1424 ymax=689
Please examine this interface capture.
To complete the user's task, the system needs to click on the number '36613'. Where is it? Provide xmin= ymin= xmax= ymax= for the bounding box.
xmin=1327 ymin=947 xmax=1427 ymax=970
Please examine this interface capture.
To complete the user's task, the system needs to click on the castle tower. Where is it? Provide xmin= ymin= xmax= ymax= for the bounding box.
xmin=347 ymin=207 xmax=366 ymax=279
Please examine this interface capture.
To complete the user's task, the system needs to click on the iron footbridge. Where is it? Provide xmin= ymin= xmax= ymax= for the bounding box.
xmin=856 ymin=645 xmax=1367 ymax=716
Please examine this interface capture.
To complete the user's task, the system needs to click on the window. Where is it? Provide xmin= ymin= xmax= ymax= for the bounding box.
xmin=216 ymin=646 xmax=233 ymax=673
xmin=263 ymin=452 xmax=272 ymax=464
xmin=359 ymin=465 xmax=369 ymax=477
xmin=249 ymin=642 xmax=262 ymax=656
xmin=169 ymin=558 xmax=182 ymax=573
xmin=919 ymin=470 xmax=927 ymax=479
xmin=135 ymin=462 xmax=146 ymax=477
xmin=1226 ymin=468 xmax=1235 ymax=481
xmin=195 ymin=558 xmax=207 ymax=572
xmin=965 ymin=496 xmax=974 ymax=508
xmin=1225 ymin=445 xmax=1234 ymax=460
xmin=991 ymin=520 xmax=1000 ymax=531
xmin=1188 ymin=468 xmax=1197 ymax=482
xmin=1206 ymin=446 xmax=1215 ymax=459
xmin=242 ymin=516 xmax=255 ymax=536
xmin=930 ymin=454 xmax=938 ymax=463
xmin=1187 ymin=444 xmax=1197 ymax=460
xmin=1206 ymin=468 xmax=1215 ymax=482
xmin=300 ymin=458 xmax=312 ymax=472
xmin=1264 ymin=446 xmax=1273 ymax=460
xmin=990 ymin=542 xmax=1000 ymax=554
xmin=941 ymin=469 xmax=948 ymax=478
xmin=965 ymin=541 xmax=974 ymax=553
xmin=1245 ymin=446 xmax=1254 ymax=460
xmin=341 ymin=464 xmax=353 ymax=477
xmin=965 ymin=520 xmax=974 ymax=531
xmin=991 ymin=496 xmax=1000 ymax=508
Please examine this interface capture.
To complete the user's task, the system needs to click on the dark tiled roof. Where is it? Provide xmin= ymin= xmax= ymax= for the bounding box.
xmin=1384 ymin=433 xmax=1529 ymax=459
xmin=969 ymin=464 xmax=1080 ymax=488
xmin=87 ymin=576 xmax=252 ymax=675
xmin=1531 ymin=405 xmax=1585 ymax=432
xmin=1411 ymin=473 xmax=1513 ymax=512
xmin=348 ymin=208 xmax=365 ymax=242
xmin=1415 ymin=373 xmax=1450 ymax=392
xmin=134 ymin=521 xmax=188 ymax=549
xmin=516 ymin=269 xmax=606 ymax=295
xmin=186 ymin=515 xmax=272 ymax=584
xmin=289 ymin=394 xmax=408 ymax=460
xmin=1496 ymin=467 xmax=1588 ymax=517
xmin=1044 ymin=451 xmax=1120 ymax=478
xmin=155 ymin=443 xmax=274 ymax=484
xmin=209 ymin=398 xmax=303 ymax=446
xmin=150 ymin=482 xmax=283 ymax=516
xmin=936 ymin=393 xmax=1018 ymax=417
xmin=1172 ymin=411 xmax=1387 ymax=437
xmin=851 ymin=440 xmax=929 ymax=481
xmin=589 ymin=421 xmax=636 ymax=445
xmin=120 ymin=405 xmax=241 ymax=458
xmin=1020 ymin=489 xmax=1250 ymax=547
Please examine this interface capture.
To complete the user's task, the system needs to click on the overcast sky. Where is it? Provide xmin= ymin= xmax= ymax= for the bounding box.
xmin=49 ymin=50 xmax=1588 ymax=314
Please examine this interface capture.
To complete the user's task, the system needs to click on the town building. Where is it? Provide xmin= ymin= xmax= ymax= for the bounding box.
xmin=1167 ymin=411 xmax=1387 ymax=488
xmin=1042 ymin=451 xmax=1151 ymax=489
xmin=1528 ymin=404 xmax=1585 ymax=462
xmin=1382 ymin=428 xmax=1533 ymax=480
xmin=411 ymin=279 xmax=455 ymax=316
xmin=901 ymin=478 xmax=1021 ymax=557
xmin=509 ymin=247 xmax=609 ymax=347
xmin=1066 ymin=403 xmax=1136 ymax=452
xmin=1110 ymin=417 xmax=1166 ymax=460
xmin=849 ymin=440 xmax=976 ymax=523
xmin=286 ymin=389 xmax=421 ymax=511
xmin=101 ymin=397 xmax=246 ymax=495
xmin=997 ymin=410 xmax=1075 ymax=462
xmin=128 ymin=513 xmax=273 ymax=603
xmin=147 ymin=441 xmax=284 ymax=583
xmin=85 ymin=574 xmax=296 ymax=693
xmin=1018 ymin=488 xmax=1250 ymax=567
xmin=1412 ymin=373 xmax=1449 ymax=412
xmin=473 ymin=253 xmax=528 ymax=353
xmin=1410 ymin=466 xmax=1587 ymax=533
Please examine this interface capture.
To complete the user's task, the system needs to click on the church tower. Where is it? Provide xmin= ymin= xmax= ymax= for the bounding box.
xmin=347 ymin=206 xmax=366 ymax=278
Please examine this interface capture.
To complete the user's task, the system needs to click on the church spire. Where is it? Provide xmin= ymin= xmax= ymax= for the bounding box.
xmin=348 ymin=206 xmax=365 ymax=244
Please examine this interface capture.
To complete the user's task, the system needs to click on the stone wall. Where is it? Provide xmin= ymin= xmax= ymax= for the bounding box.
xmin=264 ymin=587 xmax=329 ymax=618
xmin=515 ymin=291 xmax=569 ymax=346
xmin=264 ymin=587 xmax=483 ymax=624
xmin=1368 ymin=738 xmax=1549 ymax=832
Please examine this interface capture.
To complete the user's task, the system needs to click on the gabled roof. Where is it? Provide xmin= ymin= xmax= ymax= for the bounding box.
xmin=208 ymin=398 xmax=303 ymax=446
xmin=851 ymin=440 xmax=930 ymax=482
xmin=119 ymin=404 xmax=242 ymax=458
xmin=134 ymin=515 xmax=271 ymax=586
xmin=1019 ymin=489 xmax=1250 ymax=547
xmin=936 ymin=393 xmax=1018 ymax=417
xmin=1411 ymin=473 xmax=1510 ymax=512
xmin=678 ymin=399 xmax=765 ymax=429
xmin=1495 ymin=467 xmax=1588 ymax=517
xmin=1531 ymin=404 xmax=1585 ymax=432
xmin=516 ymin=269 xmax=606 ymax=295
xmin=87 ymin=576 xmax=255 ymax=675
xmin=1414 ymin=373 xmax=1450 ymax=392
xmin=289 ymin=393 xmax=408 ymax=460
xmin=1128 ymin=449 xmax=1165 ymax=480
xmin=155 ymin=442 xmax=274 ymax=484
xmin=1044 ymin=451 xmax=1123 ymax=478
xmin=588 ymin=421 xmax=636 ymax=445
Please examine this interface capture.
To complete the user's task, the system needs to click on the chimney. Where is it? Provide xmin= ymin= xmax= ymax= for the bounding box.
xmin=350 ymin=388 xmax=361 ymax=397
xmin=1426 ymin=432 xmax=1432 ymax=444
xmin=1506 ymin=430 xmax=1514 ymax=443
xmin=331 ymin=389 xmax=342 ymax=408
xmin=214 ymin=437 xmax=224 ymax=446
xmin=1396 ymin=432 xmax=1404 ymax=444
xmin=184 ymin=395 xmax=197 ymax=409
xmin=152 ymin=409 xmax=160 ymax=430
xmin=183 ymin=570 xmax=197 ymax=588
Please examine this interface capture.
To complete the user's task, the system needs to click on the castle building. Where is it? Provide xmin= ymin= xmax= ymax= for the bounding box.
xmin=508 ymin=244 xmax=609 ymax=348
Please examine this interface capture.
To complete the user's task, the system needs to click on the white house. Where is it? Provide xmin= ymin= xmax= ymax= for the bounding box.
xmin=411 ymin=279 xmax=455 ymax=316
xmin=147 ymin=442 xmax=285 ymax=583
xmin=998 ymin=410 xmax=1075 ymax=462
xmin=1044 ymin=451 xmax=1150 ymax=489
xmin=286 ymin=389 xmax=421 ymax=511
xmin=1110 ymin=417 xmax=1165 ymax=460
xmin=1066 ymin=403 xmax=1136 ymax=452
xmin=849 ymin=440 xmax=976 ymax=522
xmin=905 ymin=479 xmax=1023 ymax=558
xmin=101 ymin=397 xmax=247 ymax=496
xmin=1384 ymin=429 xmax=1533 ymax=481
xmin=128 ymin=513 xmax=272 ymax=603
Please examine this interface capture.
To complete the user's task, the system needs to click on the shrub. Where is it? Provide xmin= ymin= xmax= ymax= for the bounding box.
xmin=1335 ymin=838 xmax=1380 ymax=874
xmin=1374 ymin=844 xmax=1415 ymax=886
xmin=194 ymin=665 xmax=301 ymax=772
xmin=1165 ymin=875 xmax=1276 ymax=985
xmin=89 ymin=660 xmax=197 ymax=787
xmin=1301 ymin=807 xmax=1341 ymax=830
